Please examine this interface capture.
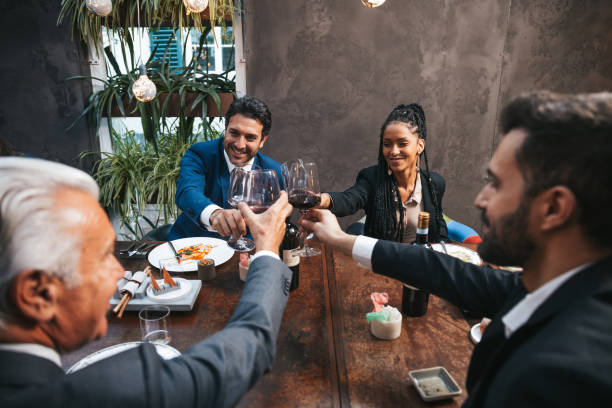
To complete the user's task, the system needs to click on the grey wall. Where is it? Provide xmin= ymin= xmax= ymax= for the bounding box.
xmin=0 ymin=1 xmax=94 ymax=169
xmin=243 ymin=0 xmax=612 ymax=232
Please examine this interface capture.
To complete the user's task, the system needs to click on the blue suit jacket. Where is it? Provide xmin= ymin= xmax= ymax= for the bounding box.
xmin=169 ymin=138 xmax=282 ymax=240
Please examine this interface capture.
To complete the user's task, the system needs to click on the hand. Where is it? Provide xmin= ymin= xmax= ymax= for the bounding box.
xmin=210 ymin=209 xmax=247 ymax=238
xmin=299 ymin=209 xmax=356 ymax=255
xmin=316 ymin=193 xmax=331 ymax=209
xmin=237 ymin=191 xmax=293 ymax=254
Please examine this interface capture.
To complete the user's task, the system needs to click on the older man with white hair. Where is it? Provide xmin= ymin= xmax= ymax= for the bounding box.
xmin=0 ymin=157 xmax=294 ymax=408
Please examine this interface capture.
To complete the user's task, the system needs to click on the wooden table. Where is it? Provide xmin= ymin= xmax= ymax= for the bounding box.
xmin=62 ymin=241 xmax=475 ymax=407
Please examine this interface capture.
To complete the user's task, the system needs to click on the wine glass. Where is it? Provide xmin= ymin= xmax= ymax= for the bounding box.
xmin=227 ymin=167 xmax=255 ymax=252
xmin=227 ymin=168 xmax=281 ymax=252
xmin=282 ymin=159 xmax=322 ymax=257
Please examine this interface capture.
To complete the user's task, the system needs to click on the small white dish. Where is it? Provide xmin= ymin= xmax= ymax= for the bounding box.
xmin=409 ymin=366 xmax=462 ymax=402
xmin=146 ymin=278 xmax=192 ymax=303
xmin=470 ymin=323 xmax=482 ymax=344
xmin=66 ymin=342 xmax=180 ymax=374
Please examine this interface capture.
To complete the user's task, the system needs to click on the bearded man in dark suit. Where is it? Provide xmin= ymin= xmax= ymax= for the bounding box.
xmin=0 ymin=157 xmax=294 ymax=408
xmin=302 ymin=91 xmax=612 ymax=407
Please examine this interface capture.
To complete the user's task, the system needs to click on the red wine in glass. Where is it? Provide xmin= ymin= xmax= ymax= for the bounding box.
xmin=249 ymin=205 xmax=270 ymax=214
xmin=288 ymin=189 xmax=321 ymax=212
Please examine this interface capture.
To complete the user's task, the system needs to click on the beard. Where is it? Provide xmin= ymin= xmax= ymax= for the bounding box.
xmin=477 ymin=198 xmax=535 ymax=267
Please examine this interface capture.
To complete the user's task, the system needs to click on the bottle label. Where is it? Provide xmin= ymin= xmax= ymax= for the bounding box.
xmin=283 ymin=249 xmax=300 ymax=267
xmin=416 ymin=227 xmax=428 ymax=235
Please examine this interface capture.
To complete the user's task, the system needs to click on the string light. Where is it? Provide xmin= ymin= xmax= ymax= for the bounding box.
xmin=183 ymin=0 xmax=209 ymax=13
xmin=361 ymin=0 xmax=386 ymax=8
xmin=86 ymin=0 xmax=113 ymax=17
xmin=131 ymin=0 xmax=157 ymax=102
xmin=133 ymin=66 xmax=157 ymax=102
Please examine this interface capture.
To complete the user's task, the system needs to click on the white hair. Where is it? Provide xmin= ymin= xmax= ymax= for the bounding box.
xmin=0 ymin=157 xmax=100 ymax=327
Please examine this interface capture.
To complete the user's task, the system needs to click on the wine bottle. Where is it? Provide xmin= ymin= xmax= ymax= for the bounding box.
xmin=401 ymin=212 xmax=431 ymax=317
xmin=280 ymin=219 xmax=301 ymax=291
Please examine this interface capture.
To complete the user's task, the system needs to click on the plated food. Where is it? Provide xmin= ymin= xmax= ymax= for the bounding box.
xmin=177 ymin=243 xmax=215 ymax=261
xmin=430 ymin=243 xmax=482 ymax=265
xmin=148 ymin=237 xmax=234 ymax=272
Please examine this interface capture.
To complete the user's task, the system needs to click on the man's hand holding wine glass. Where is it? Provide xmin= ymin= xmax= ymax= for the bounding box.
xmin=299 ymin=210 xmax=357 ymax=256
xmin=238 ymin=191 xmax=294 ymax=254
xmin=210 ymin=209 xmax=247 ymax=238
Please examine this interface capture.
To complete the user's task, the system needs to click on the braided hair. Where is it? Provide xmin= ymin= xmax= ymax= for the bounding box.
xmin=364 ymin=103 xmax=444 ymax=242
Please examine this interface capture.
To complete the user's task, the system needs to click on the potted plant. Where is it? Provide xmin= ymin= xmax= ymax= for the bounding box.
xmin=68 ymin=29 xmax=235 ymax=152
xmin=84 ymin=125 xmax=223 ymax=239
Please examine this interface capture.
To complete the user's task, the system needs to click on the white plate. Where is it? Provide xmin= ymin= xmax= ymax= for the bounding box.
xmin=430 ymin=243 xmax=482 ymax=265
xmin=148 ymin=237 xmax=234 ymax=272
xmin=470 ymin=323 xmax=482 ymax=344
xmin=66 ymin=342 xmax=180 ymax=374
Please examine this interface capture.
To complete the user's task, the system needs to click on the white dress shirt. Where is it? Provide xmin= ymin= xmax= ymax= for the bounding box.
xmin=199 ymin=150 xmax=255 ymax=230
xmin=501 ymin=262 xmax=590 ymax=338
xmin=0 ymin=343 xmax=62 ymax=367
xmin=350 ymin=235 xmax=591 ymax=338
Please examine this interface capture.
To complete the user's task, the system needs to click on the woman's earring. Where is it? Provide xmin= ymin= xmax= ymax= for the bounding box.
xmin=387 ymin=168 xmax=392 ymax=175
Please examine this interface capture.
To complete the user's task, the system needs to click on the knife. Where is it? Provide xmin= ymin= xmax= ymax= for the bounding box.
xmin=168 ymin=241 xmax=181 ymax=263
xmin=127 ymin=242 xmax=148 ymax=257
xmin=119 ymin=241 xmax=139 ymax=255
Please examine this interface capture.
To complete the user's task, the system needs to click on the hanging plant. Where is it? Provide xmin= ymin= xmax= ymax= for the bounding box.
xmin=66 ymin=29 xmax=236 ymax=152
xmin=57 ymin=0 xmax=236 ymax=47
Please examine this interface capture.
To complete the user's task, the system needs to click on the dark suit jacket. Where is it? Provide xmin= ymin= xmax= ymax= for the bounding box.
xmin=328 ymin=166 xmax=448 ymax=241
xmin=372 ymin=240 xmax=612 ymax=407
xmin=169 ymin=138 xmax=282 ymax=240
xmin=0 ymin=256 xmax=293 ymax=408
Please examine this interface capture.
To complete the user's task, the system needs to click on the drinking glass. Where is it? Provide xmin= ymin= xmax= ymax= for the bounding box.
xmin=227 ymin=167 xmax=281 ymax=251
xmin=227 ymin=167 xmax=255 ymax=252
xmin=139 ymin=305 xmax=171 ymax=345
xmin=282 ymin=159 xmax=322 ymax=257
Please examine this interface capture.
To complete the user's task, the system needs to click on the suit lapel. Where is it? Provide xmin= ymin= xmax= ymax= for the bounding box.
xmin=217 ymin=138 xmax=230 ymax=209
xmin=464 ymin=257 xmax=612 ymax=407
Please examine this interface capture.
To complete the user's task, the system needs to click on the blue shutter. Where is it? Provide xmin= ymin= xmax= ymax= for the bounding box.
xmin=149 ymin=28 xmax=183 ymax=70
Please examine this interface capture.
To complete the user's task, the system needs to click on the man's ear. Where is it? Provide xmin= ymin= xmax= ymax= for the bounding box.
xmin=11 ymin=270 xmax=62 ymax=323
xmin=537 ymin=186 xmax=577 ymax=231
xmin=259 ymin=134 xmax=269 ymax=149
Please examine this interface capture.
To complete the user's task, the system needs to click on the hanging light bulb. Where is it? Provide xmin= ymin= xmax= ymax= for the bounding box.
xmin=132 ymin=65 xmax=157 ymax=102
xmin=86 ymin=0 xmax=113 ymax=17
xmin=360 ymin=0 xmax=386 ymax=8
xmin=183 ymin=0 xmax=209 ymax=13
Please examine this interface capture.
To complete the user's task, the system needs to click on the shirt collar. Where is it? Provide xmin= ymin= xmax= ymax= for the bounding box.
xmin=502 ymin=262 xmax=592 ymax=338
xmin=223 ymin=149 xmax=255 ymax=174
xmin=0 ymin=343 xmax=62 ymax=368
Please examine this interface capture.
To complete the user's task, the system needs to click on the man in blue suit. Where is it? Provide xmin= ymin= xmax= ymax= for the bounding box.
xmin=169 ymin=95 xmax=283 ymax=240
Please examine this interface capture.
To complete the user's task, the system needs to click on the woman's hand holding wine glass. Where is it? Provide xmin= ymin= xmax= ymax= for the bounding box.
xmin=281 ymin=159 xmax=322 ymax=257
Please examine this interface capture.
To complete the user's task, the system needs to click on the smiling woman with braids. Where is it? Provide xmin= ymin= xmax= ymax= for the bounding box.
xmin=318 ymin=104 xmax=448 ymax=243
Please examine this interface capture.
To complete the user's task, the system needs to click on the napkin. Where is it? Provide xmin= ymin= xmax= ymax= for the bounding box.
xmin=119 ymin=271 xmax=147 ymax=298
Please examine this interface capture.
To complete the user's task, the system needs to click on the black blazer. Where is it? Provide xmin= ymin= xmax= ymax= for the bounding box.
xmin=328 ymin=166 xmax=448 ymax=242
xmin=372 ymin=240 xmax=612 ymax=407
xmin=0 ymin=256 xmax=293 ymax=408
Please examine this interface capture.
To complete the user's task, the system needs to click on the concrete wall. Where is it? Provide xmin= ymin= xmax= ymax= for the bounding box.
xmin=0 ymin=1 xmax=94 ymax=169
xmin=243 ymin=0 xmax=612 ymax=231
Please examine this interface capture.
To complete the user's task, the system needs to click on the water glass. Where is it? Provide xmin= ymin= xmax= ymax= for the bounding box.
xmin=139 ymin=305 xmax=171 ymax=345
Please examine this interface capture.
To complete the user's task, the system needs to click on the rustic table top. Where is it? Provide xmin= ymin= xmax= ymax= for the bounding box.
xmin=61 ymin=240 xmax=476 ymax=407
